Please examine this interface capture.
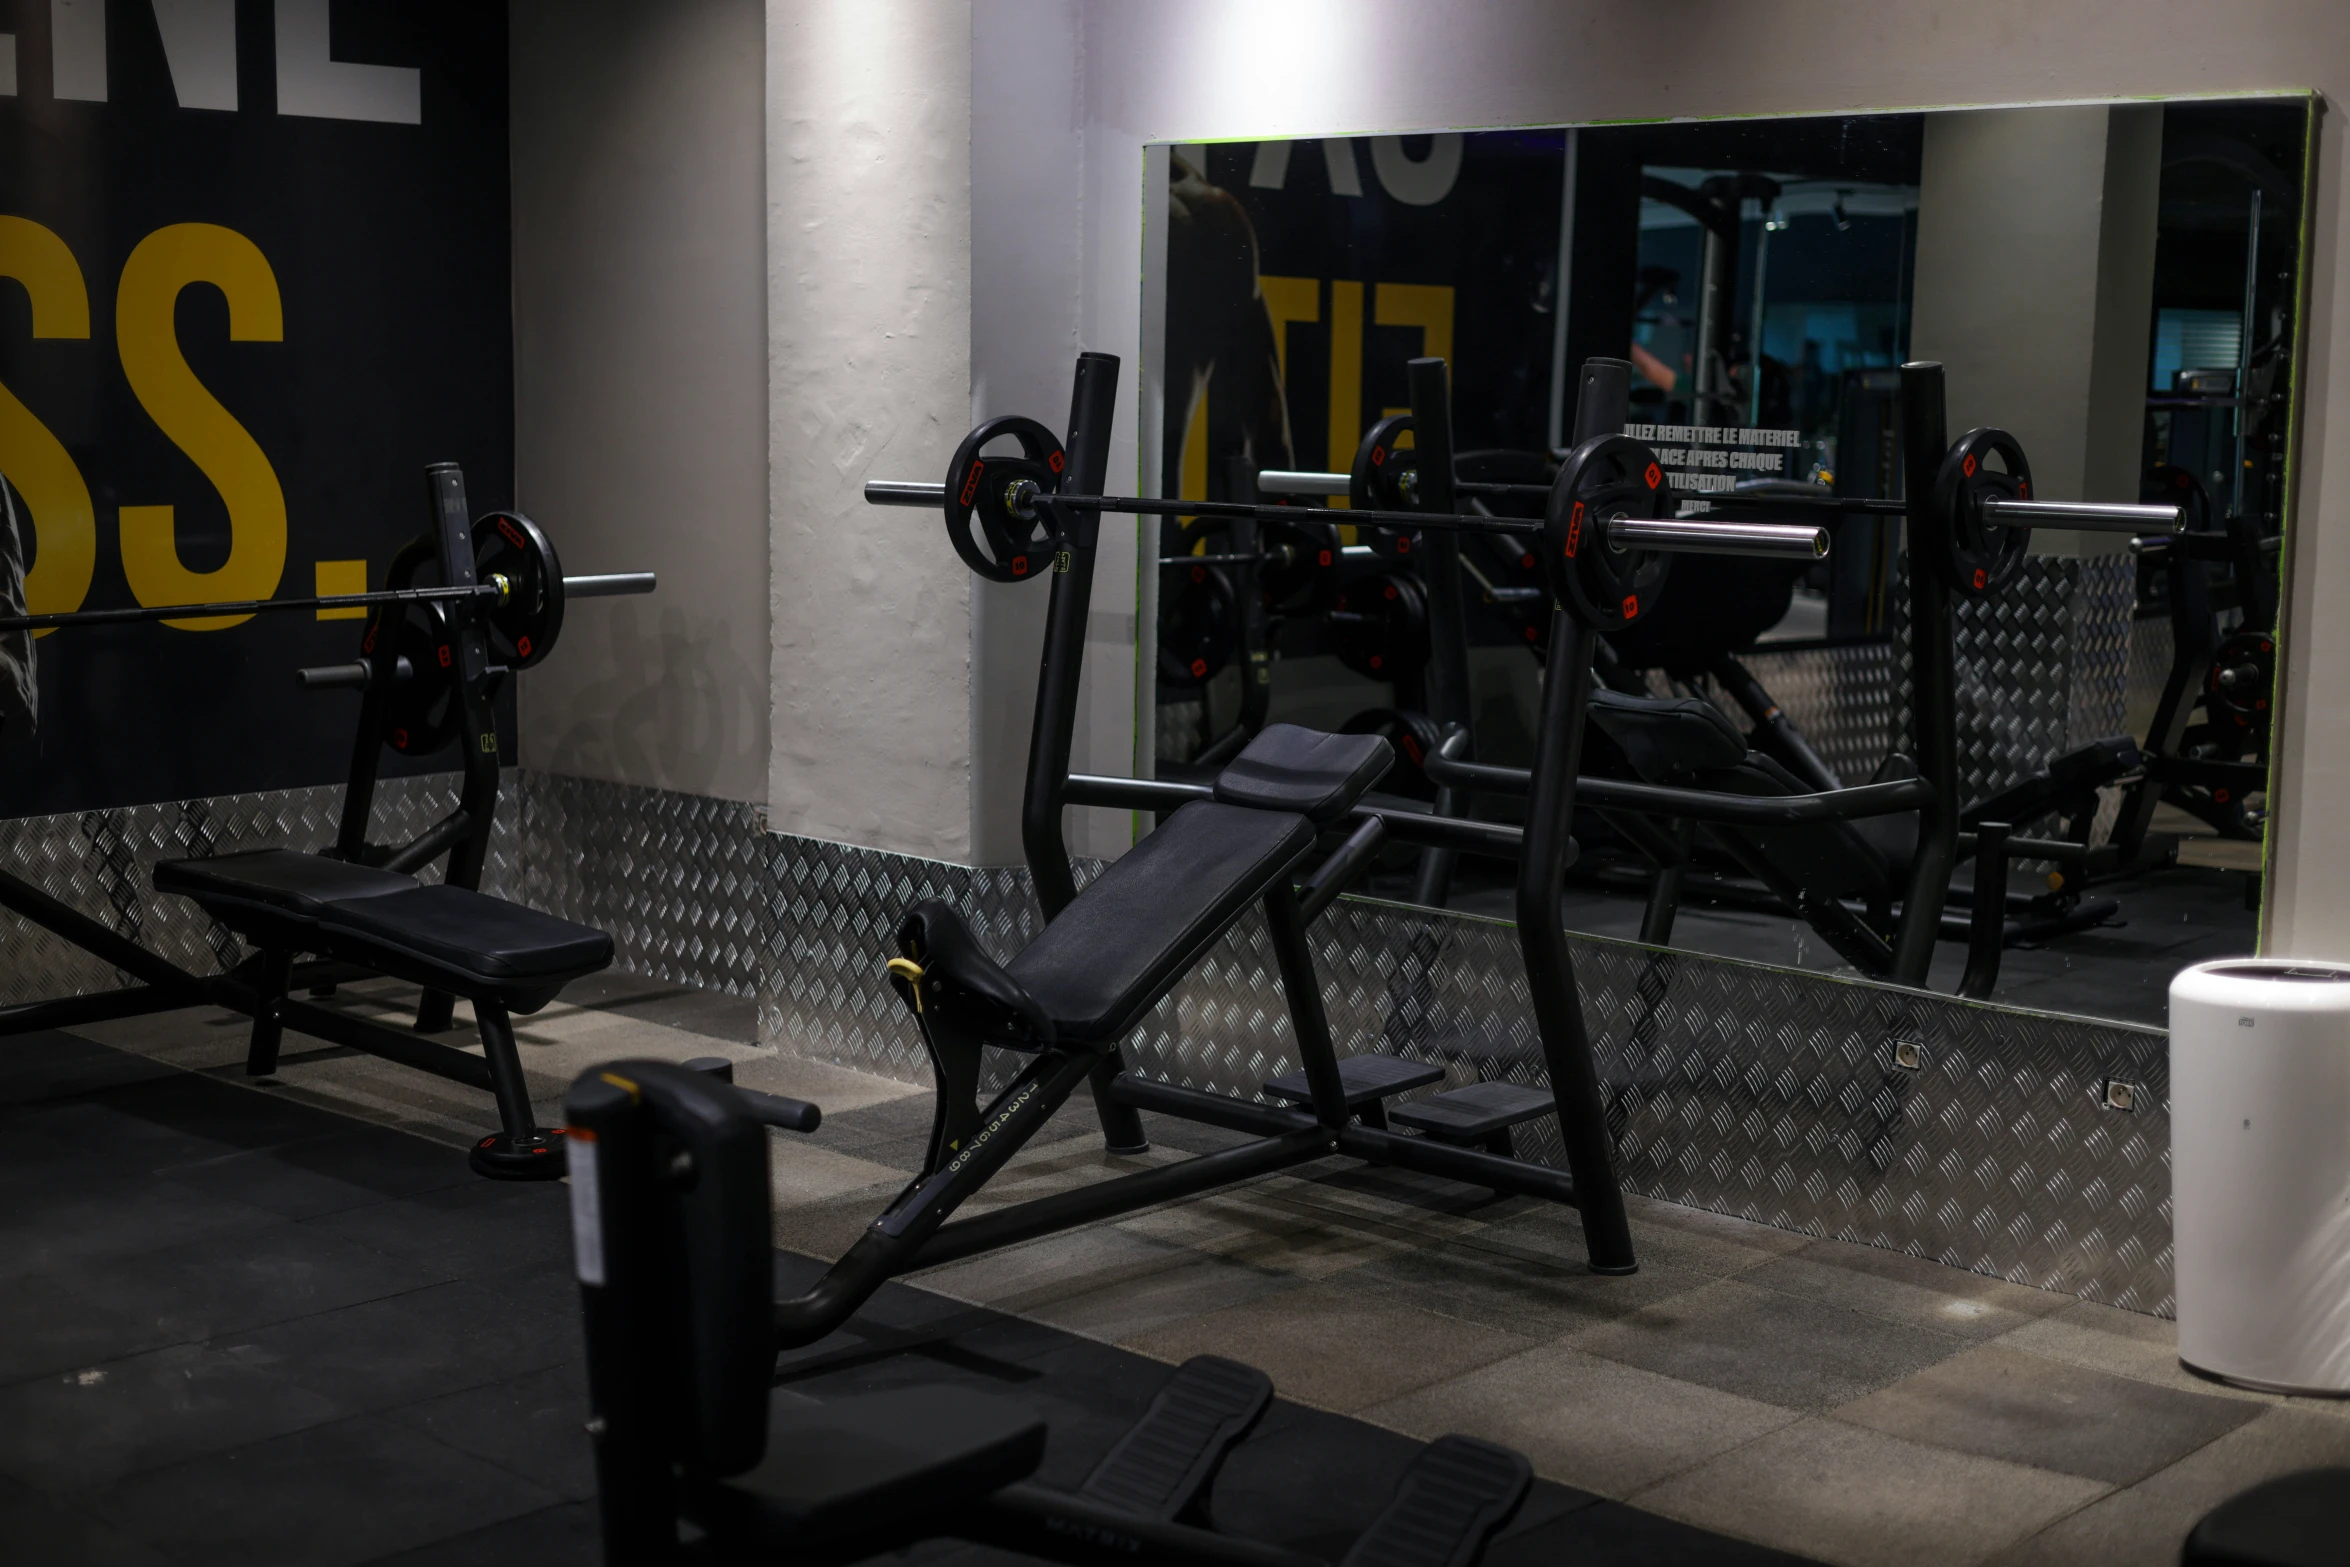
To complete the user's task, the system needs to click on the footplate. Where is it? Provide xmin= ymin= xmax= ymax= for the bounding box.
xmin=1078 ymin=1354 xmax=1272 ymax=1524
xmin=1340 ymin=1435 xmax=1532 ymax=1567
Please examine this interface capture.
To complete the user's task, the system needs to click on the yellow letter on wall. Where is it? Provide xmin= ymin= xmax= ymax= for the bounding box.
xmin=116 ymin=223 xmax=286 ymax=630
xmin=0 ymin=217 xmax=97 ymax=632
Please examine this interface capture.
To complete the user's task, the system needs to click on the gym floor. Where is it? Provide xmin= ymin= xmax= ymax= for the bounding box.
xmin=13 ymin=971 xmax=2344 ymax=1566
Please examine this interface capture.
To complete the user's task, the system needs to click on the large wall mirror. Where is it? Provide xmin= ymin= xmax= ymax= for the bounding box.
xmin=1145 ymin=96 xmax=2310 ymax=1029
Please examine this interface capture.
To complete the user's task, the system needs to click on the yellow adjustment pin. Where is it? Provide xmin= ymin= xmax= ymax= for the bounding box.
xmin=597 ymin=1071 xmax=642 ymax=1101
xmin=886 ymin=957 xmax=926 ymax=1012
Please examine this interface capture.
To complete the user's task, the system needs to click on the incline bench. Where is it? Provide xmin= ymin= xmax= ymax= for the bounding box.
xmin=156 ymin=847 xmax=613 ymax=1178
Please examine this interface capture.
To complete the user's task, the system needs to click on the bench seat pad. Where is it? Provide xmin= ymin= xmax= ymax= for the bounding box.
xmin=315 ymin=885 xmax=614 ymax=985
xmin=154 ymin=848 xmax=416 ymax=916
xmin=1009 ymin=801 xmax=1315 ymax=1044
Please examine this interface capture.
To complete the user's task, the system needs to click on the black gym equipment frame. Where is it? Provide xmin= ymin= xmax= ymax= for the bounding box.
xmin=0 ymin=464 xmax=651 ymax=1155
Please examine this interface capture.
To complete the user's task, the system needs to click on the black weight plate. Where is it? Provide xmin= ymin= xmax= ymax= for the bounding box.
xmin=1338 ymin=706 xmax=1444 ymax=801
xmin=2206 ymin=629 xmax=2276 ymax=735
xmin=380 ymin=602 xmax=461 ymax=757
xmin=1542 ymin=433 xmax=1672 ymax=632
xmin=1259 ymin=515 xmax=1343 ymax=614
xmin=1936 ymin=428 xmax=2032 ymax=597
xmin=1470 ymin=530 xmax=1552 ymax=655
xmin=1330 ymin=570 xmax=1428 ymax=682
xmin=472 ymin=510 xmax=563 ymax=669
xmin=1158 ymin=561 xmax=1238 ymax=686
xmin=945 ymin=416 xmax=1066 ymax=582
xmin=2145 ymin=463 xmax=2213 ymax=532
xmin=1349 ymin=414 xmax=1421 ymax=559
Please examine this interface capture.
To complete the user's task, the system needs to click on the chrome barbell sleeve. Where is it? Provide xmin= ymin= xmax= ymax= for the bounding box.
xmin=1254 ymin=470 xmax=1353 ymax=497
xmin=1607 ymin=518 xmax=1831 ymax=559
xmin=1979 ymin=498 xmax=2185 ymax=534
xmin=865 ymin=480 xmax=949 ymax=507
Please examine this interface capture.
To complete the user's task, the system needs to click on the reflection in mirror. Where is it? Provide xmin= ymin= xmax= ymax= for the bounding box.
xmin=1150 ymin=99 xmax=2306 ymax=1028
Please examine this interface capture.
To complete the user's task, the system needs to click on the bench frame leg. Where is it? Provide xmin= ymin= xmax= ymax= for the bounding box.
xmin=245 ymin=947 xmax=297 ymax=1076
xmin=467 ymin=999 xmax=567 ymax=1181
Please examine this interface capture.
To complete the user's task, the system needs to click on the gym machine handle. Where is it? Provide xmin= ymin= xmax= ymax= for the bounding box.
xmin=737 ymin=1087 xmax=823 ymax=1134
xmin=1977 ymin=498 xmax=2184 ymax=534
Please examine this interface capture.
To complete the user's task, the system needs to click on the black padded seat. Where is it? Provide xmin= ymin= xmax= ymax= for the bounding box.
xmin=691 ymin=1386 xmax=1046 ymax=1548
xmin=1212 ymin=724 xmax=1393 ymax=822
xmin=1264 ymin=1052 xmax=1443 ymax=1108
xmin=1008 ymin=801 xmax=1317 ymax=1044
xmin=312 ymin=885 xmax=614 ymax=1009
xmin=1390 ymin=1080 xmax=1555 ymax=1141
xmin=154 ymin=848 xmax=416 ymax=917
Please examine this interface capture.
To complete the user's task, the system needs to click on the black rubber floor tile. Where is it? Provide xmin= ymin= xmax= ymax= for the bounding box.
xmin=158 ymin=1124 xmax=476 ymax=1219
xmin=0 ymin=1269 xmax=189 ymax=1386
xmin=1487 ymin=1497 xmax=1823 ymax=1565
xmin=359 ymin=1498 xmax=601 ymax=1566
xmin=0 ymin=1094 xmax=243 ymax=1178
xmin=0 ymin=1471 xmax=175 ymax=1566
xmin=0 ymin=1029 xmax=181 ymax=1105
xmin=94 ymin=1071 xmax=344 ymax=1152
xmin=68 ymin=1216 xmax=458 ymax=1345
xmin=0 ymin=1341 xmax=348 ymax=1490
xmin=305 ymin=1172 xmax=573 ymax=1277
xmin=382 ymin=1360 xmax=596 ymax=1500
xmin=88 ymin=1412 xmax=562 ymax=1567
xmin=227 ymin=1269 xmax=582 ymax=1413
xmin=0 ymin=1175 xmax=291 ymax=1283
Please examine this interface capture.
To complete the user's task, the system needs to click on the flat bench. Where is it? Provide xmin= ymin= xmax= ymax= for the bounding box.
xmin=156 ymin=847 xmax=614 ymax=1178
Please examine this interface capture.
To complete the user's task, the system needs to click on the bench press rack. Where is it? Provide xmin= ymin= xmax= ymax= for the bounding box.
xmin=0 ymin=463 xmax=653 ymax=1177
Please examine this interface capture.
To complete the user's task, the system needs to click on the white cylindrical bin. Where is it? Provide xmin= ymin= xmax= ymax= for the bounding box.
xmin=2172 ymin=958 xmax=2350 ymax=1394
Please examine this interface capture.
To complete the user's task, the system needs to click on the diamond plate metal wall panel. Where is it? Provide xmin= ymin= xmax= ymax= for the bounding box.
xmin=0 ymin=772 xmax=520 ymax=1003
xmin=1892 ymin=552 xmax=2137 ymax=830
xmin=517 ymin=773 xmax=766 ymax=997
xmin=1693 ymin=642 xmax=1899 ymax=788
xmin=757 ymin=830 xmax=2175 ymax=1314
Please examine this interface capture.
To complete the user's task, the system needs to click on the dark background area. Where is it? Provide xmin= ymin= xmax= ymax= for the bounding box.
xmin=0 ymin=0 xmax=511 ymax=815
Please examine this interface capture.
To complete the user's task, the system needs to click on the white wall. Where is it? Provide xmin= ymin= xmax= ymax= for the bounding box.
xmin=958 ymin=1 xmax=2344 ymax=953
xmin=510 ymin=0 xmax=770 ymax=803
xmin=766 ymin=2 xmax=975 ymax=860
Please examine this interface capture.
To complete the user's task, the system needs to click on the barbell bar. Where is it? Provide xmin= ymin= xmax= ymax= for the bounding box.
xmin=0 ymin=571 xmax=656 ymax=635
xmin=860 ymin=478 xmax=1826 ymax=557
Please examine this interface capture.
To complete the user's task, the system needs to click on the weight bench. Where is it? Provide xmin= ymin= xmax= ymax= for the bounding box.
xmin=567 ymin=1057 xmax=1534 ymax=1566
xmin=155 ymin=847 xmax=614 ymax=1178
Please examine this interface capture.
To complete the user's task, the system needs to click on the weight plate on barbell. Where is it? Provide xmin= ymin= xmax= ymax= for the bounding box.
xmin=1174 ymin=514 xmax=1341 ymax=616
xmin=2145 ymin=463 xmax=2213 ymax=533
xmin=2206 ymin=629 xmax=2276 ymax=736
xmin=1158 ymin=561 xmax=1238 ymax=686
xmin=1349 ymin=414 xmax=1421 ymax=559
xmin=944 ymin=416 xmax=1067 ymax=583
xmin=1542 ymin=433 xmax=1672 ymax=632
xmin=472 ymin=510 xmax=563 ymax=669
xmin=1330 ymin=570 xmax=1429 ymax=682
xmin=379 ymin=601 xmax=461 ymax=757
xmin=1936 ymin=427 xmax=2032 ymax=597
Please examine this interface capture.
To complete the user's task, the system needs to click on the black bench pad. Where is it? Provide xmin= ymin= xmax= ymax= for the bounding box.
xmin=1009 ymin=801 xmax=1316 ymax=1044
xmin=694 ymin=1385 xmax=1045 ymax=1546
xmin=1213 ymin=724 xmax=1393 ymax=823
xmin=1265 ymin=1053 xmax=1444 ymax=1108
xmin=316 ymin=885 xmax=613 ymax=990
xmin=1391 ymin=1081 xmax=1555 ymax=1140
xmin=2184 ymin=1467 xmax=2350 ymax=1566
xmin=154 ymin=848 xmax=416 ymax=916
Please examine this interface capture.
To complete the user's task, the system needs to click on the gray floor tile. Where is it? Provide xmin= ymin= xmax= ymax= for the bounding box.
xmin=1835 ymin=1341 xmax=2262 ymax=1485
xmin=1365 ymin=1343 xmax=1801 ymax=1496
xmin=1740 ymin=1238 xmax=2075 ymax=1342
xmin=1633 ymin=1417 xmax=2110 ymax=1567
xmin=0 ymin=1341 xmax=349 ymax=1490
xmin=1122 ymin=1278 xmax=1536 ymax=1413
xmin=86 ymin=1411 xmax=561 ymax=1567
xmin=1350 ymin=1232 xmax=1711 ymax=1339
xmin=912 ymin=1223 xmax=1194 ymax=1308
xmin=1570 ymin=1278 xmax=1970 ymax=1411
xmin=0 ymin=1471 xmax=175 ymax=1567
xmin=1028 ymin=1251 xmax=1305 ymax=1343
xmin=360 ymin=1499 xmax=601 ymax=1566
xmin=66 ymin=1220 xmax=459 ymax=1346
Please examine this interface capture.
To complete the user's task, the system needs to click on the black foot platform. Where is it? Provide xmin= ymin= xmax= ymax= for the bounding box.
xmin=1391 ymin=1081 xmax=1557 ymax=1157
xmin=1079 ymin=1354 xmax=1272 ymax=1523
xmin=1343 ymin=1435 xmax=1532 ymax=1567
xmin=1264 ymin=1053 xmax=1445 ymax=1128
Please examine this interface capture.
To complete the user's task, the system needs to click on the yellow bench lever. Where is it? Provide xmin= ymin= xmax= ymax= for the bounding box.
xmin=885 ymin=957 xmax=926 ymax=1013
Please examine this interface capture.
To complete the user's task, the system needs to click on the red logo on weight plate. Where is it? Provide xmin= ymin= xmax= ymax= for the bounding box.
xmin=1962 ymin=454 xmax=1978 ymax=477
xmin=1048 ymin=450 xmax=1065 ymax=473
xmin=1644 ymin=463 xmax=1662 ymax=490
xmin=959 ymin=459 xmax=985 ymax=507
xmin=1371 ymin=445 xmax=1387 ymax=467
xmin=1010 ymin=556 xmax=1029 ymax=576
xmin=1565 ymin=502 xmax=1585 ymax=557
xmin=1621 ymin=594 xmax=1640 ymax=619
xmin=1973 ymin=568 xmax=1987 ymax=589
xmin=1190 ymin=658 xmax=1207 ymax=678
